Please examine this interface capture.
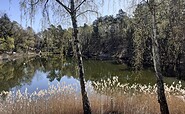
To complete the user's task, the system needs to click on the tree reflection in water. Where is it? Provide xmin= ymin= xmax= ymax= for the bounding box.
xmin=0 ymin=56 xmax=184 ymax=94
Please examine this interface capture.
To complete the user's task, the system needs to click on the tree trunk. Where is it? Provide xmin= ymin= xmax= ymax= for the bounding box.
xmin=70 ymin=1 xmax=91 ymax=114
xmin=151 ymin=5 xmax=169 ymax=114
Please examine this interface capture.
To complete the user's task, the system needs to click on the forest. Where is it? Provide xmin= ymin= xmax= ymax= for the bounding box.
xmin=0 ymin=0 xmax=185 ymax=114
xmin=1 ymin=0 xmax=185 ymax=80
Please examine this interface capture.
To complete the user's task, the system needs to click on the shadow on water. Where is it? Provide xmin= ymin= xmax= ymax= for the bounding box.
xmin=0 ymin=56 xmax=184 ymax=94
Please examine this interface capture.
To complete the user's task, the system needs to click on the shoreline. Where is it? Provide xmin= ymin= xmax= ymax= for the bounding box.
xmin=0 ymin=52 xmax=38 ymax=62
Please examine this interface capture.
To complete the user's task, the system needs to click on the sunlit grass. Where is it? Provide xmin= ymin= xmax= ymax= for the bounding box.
xmin=0 ymin=77 xmax=185 ymax=114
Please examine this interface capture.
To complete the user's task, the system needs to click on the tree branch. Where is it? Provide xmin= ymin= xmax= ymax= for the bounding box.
xmin=41 ymin=0 xmax=50 ymax=23
xmin=75 ymin=0 xmax=86 ymax=11
xmin=28 ymin=0 xmax=39 ymax=5
xmin=55 ymin=0 xmax=71 ymax=14
xmin=127 ymin=0 xmax=145 ymax=10
xmin=76 ymin=10 xmax=98 ymax=17
xmin=44 ymin=0 xmax=49 ymax=11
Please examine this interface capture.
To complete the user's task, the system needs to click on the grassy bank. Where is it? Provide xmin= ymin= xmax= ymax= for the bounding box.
xmin=0 ymin=77 xmax=185 ymax=114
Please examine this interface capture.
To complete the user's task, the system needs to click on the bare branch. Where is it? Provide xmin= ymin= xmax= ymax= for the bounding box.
xmin=76 ymin=10 xmax=98 ymax=17
xmin=28 ymin=0 xmax=39 ymax=5
xmin=55 ymin=0 xmax=71 ymax=14
xmin=143 ymin=0 xmax=165 ymax=13
xmin=43 ymin=0 xmax=50 ymax=24
xmin=44 ymin=0 xmax=49 ymax=9
xmin=75 ymin=0 xmax=86 ymax=11
xmin=127 ymin=0 xmax=145 ymax=10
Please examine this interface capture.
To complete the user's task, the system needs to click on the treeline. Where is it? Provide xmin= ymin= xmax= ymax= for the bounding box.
xmin=0 ymin=0 xmax=185 ymax=79
xmin=133 ymin=0 xmax=185 ymax=78
xmin=0 ymin=14 xmax=38 ymax=53
xmin=0 ymin=13 xmax=72 ymax=55
xmin=39 ymin=0 xmax=185 ymax=79
xmin=80 ymin=0 xmax=185 ymax=79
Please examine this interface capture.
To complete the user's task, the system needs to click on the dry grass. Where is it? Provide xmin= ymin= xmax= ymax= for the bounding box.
xmin=0 ymin=77 xmax=185 ymax=114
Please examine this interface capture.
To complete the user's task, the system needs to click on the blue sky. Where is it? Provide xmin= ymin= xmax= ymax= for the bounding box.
xmin=0 ymin=0 xmax=134 ymax=32
xmin=0 ymin=0 xmax=43 ymax=32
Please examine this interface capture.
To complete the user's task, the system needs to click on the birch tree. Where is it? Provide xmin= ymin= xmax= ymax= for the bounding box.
xmin=133 ymin=0 xmax=169 ymax=113
xmin=18 ymin=0 xmax=100 ymax=113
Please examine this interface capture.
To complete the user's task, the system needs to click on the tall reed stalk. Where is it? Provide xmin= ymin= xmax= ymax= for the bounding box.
xmin=0 ymin=77 xmax=185 ymax=114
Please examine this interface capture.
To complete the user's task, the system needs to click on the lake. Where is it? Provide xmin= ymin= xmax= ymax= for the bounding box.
xmin=0 ymin=56 xmax=184 ymax=94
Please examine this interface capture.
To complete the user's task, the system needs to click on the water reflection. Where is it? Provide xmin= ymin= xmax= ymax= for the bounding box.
xmin=0 ymin=56 xmax=184 ymax=93
xmin=0 ymin=58 xmax=35 ymax=92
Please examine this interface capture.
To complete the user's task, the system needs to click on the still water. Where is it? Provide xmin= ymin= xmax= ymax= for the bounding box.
xmin=0 ymin=56 xmax=184 ymax=93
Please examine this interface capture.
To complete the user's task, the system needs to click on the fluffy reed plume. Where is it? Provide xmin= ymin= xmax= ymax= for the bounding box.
xmin=0 ymin=77 xmax=185 ymax=114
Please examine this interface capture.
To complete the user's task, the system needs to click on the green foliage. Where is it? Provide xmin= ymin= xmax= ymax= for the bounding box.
xmin=132 ymin=0 xmax=185 ymax=77
xmin=40 ymin=24 xmax=70 ymax=55
xmin=1 ymin=0 xmax=185 ymax=78
xmin=77 ymin=12 xmax=134 ymax=61
xmin=0 ymin=36 xmax=14 ymax=52
xmin=0 ymin=14 xmax=38 ymax=53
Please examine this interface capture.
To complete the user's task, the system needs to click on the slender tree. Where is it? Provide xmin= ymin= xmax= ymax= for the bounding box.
xmin=68 ymin=0 xmax=92 ymax=113
xmin=18 ymin=0 xmax=100 ymax=113
xmin=132 ymin=0 xmax=170 ymax=113
xmin=142 ymin=0 xmax=169 ymax=113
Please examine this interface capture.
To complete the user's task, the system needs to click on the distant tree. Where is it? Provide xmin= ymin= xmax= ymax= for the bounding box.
xmin=80 ymin=24 xmax=93 ymax=55
xmin=0 ymin=14 xmax=15 ymax=53
xmin=25 ymin=26 xmax=36 ymax=53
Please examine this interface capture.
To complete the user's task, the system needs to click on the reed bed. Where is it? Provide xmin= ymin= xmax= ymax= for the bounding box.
xmin=0 ymin=76 xmax=185 ymax=114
